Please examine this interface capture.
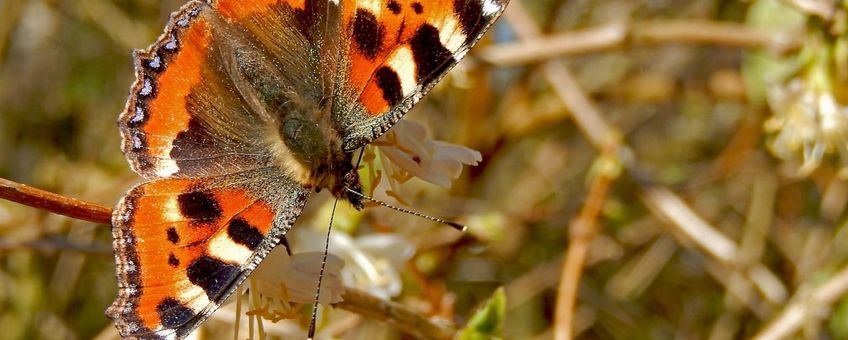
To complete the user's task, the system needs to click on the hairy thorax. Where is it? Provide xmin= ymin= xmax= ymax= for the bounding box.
xmin=223 ymin=32 xmax=363 ymax=208
xmin=269 ymin=109 xmax=364 ymax=209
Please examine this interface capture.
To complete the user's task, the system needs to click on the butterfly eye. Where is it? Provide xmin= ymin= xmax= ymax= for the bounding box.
xmin=282 ymin=118 xmax=329 ymax=166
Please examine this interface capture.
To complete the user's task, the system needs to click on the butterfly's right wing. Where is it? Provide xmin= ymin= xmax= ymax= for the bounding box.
xmin=331 ymin=0 xmax=509 ymax=151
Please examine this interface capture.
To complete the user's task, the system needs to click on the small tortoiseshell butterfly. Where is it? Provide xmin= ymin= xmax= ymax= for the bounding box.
xmin=106 ymin=0 xmax=508 ymax=338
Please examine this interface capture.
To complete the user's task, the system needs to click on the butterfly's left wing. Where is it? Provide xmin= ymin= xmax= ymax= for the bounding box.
xmin=108 ymin=2 xmax=329 ymax=338
xmin=106 ymin=170 xmax=310 ymax=339
xmin=330 ymin=0 xmax=509 ymax=151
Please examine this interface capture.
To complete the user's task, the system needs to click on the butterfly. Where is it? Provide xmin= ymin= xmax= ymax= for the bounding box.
xmin=105 ymin=0 xmax=508 ymax=338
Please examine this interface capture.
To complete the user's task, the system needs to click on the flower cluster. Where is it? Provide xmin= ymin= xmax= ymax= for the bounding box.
xmin=761 ymin=8 xmax=848 ymax=178
xmin=765 ymin=78 xmax=848 ymax=177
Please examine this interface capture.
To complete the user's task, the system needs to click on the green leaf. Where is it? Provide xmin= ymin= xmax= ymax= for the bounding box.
xmin=457 ymin=287 xmax=506 ymax=340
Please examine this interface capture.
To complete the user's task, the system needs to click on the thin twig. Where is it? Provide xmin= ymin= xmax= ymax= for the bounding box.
xmin=753 ymin=264 xmax=848 ymax=340
xmin=640 ymin=187 xmax=738 ymax=263
xmin=335 ymin=288 xmax=456 ymax=340
xmin=0 ymin=176 xmax=457 ymax=339
xmin=640 ymin=187 xmax=788 ymax=304
xmin=553 ymin=154 xmax=617 ymax=340
xmin=632 ymin=20 xmax=797 ymax=52
xmin=479 ymin=20 xmax=798 ymax=66
xmin=479 ymin=22 xmax=628 ymax=65
xmin=0 ymin=177 xmax=113 ymax=224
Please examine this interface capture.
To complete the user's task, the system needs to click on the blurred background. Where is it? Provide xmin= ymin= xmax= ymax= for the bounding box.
xmin=3 ymin=0 xmax=848 ymax=339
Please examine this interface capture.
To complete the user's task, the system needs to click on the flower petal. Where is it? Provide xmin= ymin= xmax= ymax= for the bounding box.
xmin=251 ymin=247 xmax=345 ymax=305
xmin=375 ymin=120 xmax=482 ymax=188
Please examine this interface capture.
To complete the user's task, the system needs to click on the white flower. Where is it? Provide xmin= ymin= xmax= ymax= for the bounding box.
xmin=346 ymin=234 xmax=416 ymax=298
xmin=765 ymin=78 xmax=848 ymax=177
xmin=372 ymin=119 xmax=482 ymax=189
xmin=238 ymin=245 xmax=344 ymax=327
xmin=293 ymin=228 xmax=416 ymax=299
xmin=251 ymin=247 xmax=345 ymax=306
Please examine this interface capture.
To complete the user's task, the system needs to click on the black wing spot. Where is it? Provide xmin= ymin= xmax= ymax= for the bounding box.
xmin=156 ymin=297 xmax=196 ymax=329
xmin=412 ymin=2 xmax=424 ymax=14
xmin=168 ymin=253 xmax=180 ymax=268
xmin=227 ymin=218 xmax=264 ymax=251
xmin=410 ymin=24 xmax=455 ymax=83
xmin=375 ymin=66 xmax=404 ymax=106
xmin=186 ymin=255 xmax=240 ymax=299
xmin=177 ymin=191 xmax=223 ymax=222
xmin=352 ymin=9 xmax=384 ymax=59
xmin=166 ymin=227 xmax=180 ymax=244
xmin=387 ymin=1 xmax=402 ymax=14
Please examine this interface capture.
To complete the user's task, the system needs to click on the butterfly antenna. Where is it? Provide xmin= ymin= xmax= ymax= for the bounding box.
xmin=307 ymin=198 xmax=339 ymax=340
xmin=345 ymin=188 xmax=467 ymax=232
xmin=307 ymin=148 xmax=367 ymax=339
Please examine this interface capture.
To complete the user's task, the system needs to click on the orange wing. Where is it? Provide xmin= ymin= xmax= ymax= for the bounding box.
xmin=106 ymin=173 xmax=310 ymax=339
xmin=334 ymin=0 xmax=509 ymax=150
xmin=119 ymin=1 xmax=301 ymax=180
xmin=113 ymin=2 xmax=329 ymax=338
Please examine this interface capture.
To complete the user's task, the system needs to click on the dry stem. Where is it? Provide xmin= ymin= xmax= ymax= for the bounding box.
xmin=754 ymin=265 xmax=848 ymax=340
xmin=0 ymin=177 xmax=113 ymax=224
xmin=335 ymin=288 xmax=455 ymax=340
xmin=479 ymin=20 xmax=798 ymax=66
xmin=553 ymin=154 xmax=617 ymax=340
